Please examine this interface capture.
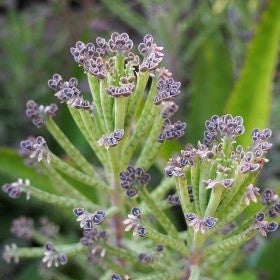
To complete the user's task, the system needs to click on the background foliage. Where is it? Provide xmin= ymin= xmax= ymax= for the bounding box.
xmin=0 ymin=0 xmax=279 ymax=279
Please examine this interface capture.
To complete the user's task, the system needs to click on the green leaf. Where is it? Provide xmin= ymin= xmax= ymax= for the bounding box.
xmin=225 ymin=0 xmax=280 ymax=146
xmin=101 ymin=0 xmax=149 ymax=34
xmin=188 ymin=28 xmax=233 ymax=143
xmin=0 ymin=147 xmax=53 ymax=192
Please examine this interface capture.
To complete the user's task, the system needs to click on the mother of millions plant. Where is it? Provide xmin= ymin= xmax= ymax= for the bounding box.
xmin=2 ymin=32 xmax=280 ymax=279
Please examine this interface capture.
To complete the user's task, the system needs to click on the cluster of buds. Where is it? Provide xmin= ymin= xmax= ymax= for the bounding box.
xmin=123 ymin=208 xmax=147 ymax=237
xmin=25 ymin=100 xmax=58 ymax=128
xmin=38 ymin=217 xmax=60 ymax=238
xmin=203 ymin=114 xmax=245 ymax=147
xmin=97 ymin=129 xmax=124 ymax=149
xmin=19 ymin=136 xmax=51 ymax=164
xmin=203 ymin=178 xmax=234 ymax=189
xmin=48 ymin=74 xmax=92 ymax=110
xmin=107 ymin=84 xmax=135 ymax=98
xmin=185 ymin=213 xmax=218 ymax=233
xmin=138 ymin=245 xmax=164 ymax=265
xmin=154 ymin=78 xmax=181 ymax=105
xmin=119 ymin=166 xmax=151 ymax=197
xmin=253 ymin=212 xmax=278 ymax=237
xmin=158 ymin=119 xmax=187 ymax=143
xmin=164 ymin=145 xmax=196 ymax=177
xmin=73 ymin=208 xmax=106 ymax=230
xmin=80 ymin=228 xmax=108 ymax=246
xmin=10 ymin=217 xmax=34 ymax=240
xmin=167 ymin=194 xmax=180 ymax=206
xmin=2 ymin=178 xmax=30 ymax=199
xmin=42 ymin=243 xmax=68 ymax=268
xmin=138 ymin=34 xmax=164 ymax=72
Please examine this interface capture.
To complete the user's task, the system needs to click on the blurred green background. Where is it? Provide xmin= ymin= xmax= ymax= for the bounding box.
xmin=0 ymin=0 xmax=279 ymax=279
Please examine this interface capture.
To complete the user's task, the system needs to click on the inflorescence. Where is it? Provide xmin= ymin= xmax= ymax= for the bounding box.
xmin=2 ymin=32 xmax=279 ymax=280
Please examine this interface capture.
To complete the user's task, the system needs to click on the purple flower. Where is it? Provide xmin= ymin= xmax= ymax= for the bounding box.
xmin=244 ymin=184 xmax=260 ymax=205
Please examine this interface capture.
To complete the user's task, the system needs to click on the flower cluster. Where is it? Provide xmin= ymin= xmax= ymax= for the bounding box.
xmin=158 ymin=119 xmax=187 ymax=143
xmin=154 ymin=78 xmax=181 ymax=105
xmin=138 ymin=34 xmax=164 ymax=72
xmin=203 ymin=114 xmax=245 ymax=147
xmin=10 ymin=216 xmax=34 ymax=240
xmin=38 ymin=217 xmax=60 ymax=237
xmin=25 ymin=100 xmax=58 ymax=128
xmin=185 ymin=213 xmax=218 ymax=233
xmin=42 ymin=243 xmax=68 ymax=268
xmin=19 ymin=136 xmax=51 ymax=164
xmin=107 ymin=84 xmax=135 ymax=98
xmin=243 ymin=184 xmax=260 ymax=205
xmin=3 ymin=244 xmax=19 ymax=264
xmin=97 ymin=129 xmax=124 ymax=148
xmin=203 ymin=178 xmax=234 ymax=189
xmin=73 ymin=208 xmax=106 ymax=230
xmin=123 ymin=208 xmax=147 ymax=237
xmin=48 ymin=74 xmax=92 ymax=110
xmin=119 ymin=166 xmax=151 ymax=197
xmin=167 ymin=194 xmax=180 ymax=206
xmin=164 ymin=145 xmax=196 ymax=177
xmin=2 ymin=30 xmax=279 ymax=280
xmin=2 ymin=178 xmax=30 ymax=199
xmin=108 ymin=32 xmax=133 ymax=53
xmin=253 ymin=213 xmax=278 ymax=237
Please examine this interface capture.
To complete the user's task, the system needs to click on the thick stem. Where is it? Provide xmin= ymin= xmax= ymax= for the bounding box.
xmin=190 ymin=160 xmax=201 ymax=216
xmin=189 ymin=265 xmax=200 ymax=280
xmin=176 ymin=175 xmax=193 ymax=214
xmin=204 ymin=185 xmax=223 ymax=217
xmin=114 ymin=97 xmax=126 ymax=130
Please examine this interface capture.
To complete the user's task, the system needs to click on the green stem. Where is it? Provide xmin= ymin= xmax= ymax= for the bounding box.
xmin=79 ymin=110 xmax=108 ymax=163
xmin=144 ymin=223 xmax=189 ymax=257
xmin=150 ymin=178 xmax=175 ymax=201
xmin=100 ymin=79 xmax=114 ymax=132
xmin=45 ymin=118 xmax=95 ymax=176
xmin=87 ymin=73 xmax=105 ymax=130
xmin=190 ymin=160 xmax=201 ymax=216
xmin=114 ymin=97 xmax=126 ymax=129
xmin=198 ymin=160 xmax=211 ymax=214
xmin=204 ymin=227 xmax=257 ymax=257
xmin=204 ymin=172 xmax=224 ymax=217
xmin=136 ymin=113 xmax=163 ymax=170
xmin=122 ymin=78 xmax=159 ymax=164
xmin=25 ymin=185 xmax=99 ymax=210
xmin=11 ymin=243 xmax=85 ymax=259
xmin=189 ymin=265 xmax=200 ymax=280
xmin=139 ymin=188 xmax=178 ymax=239
xmin=50 ymin=153 xmax=109 ymax=192
xmin=125 ymin=71 xmax=150 ymax=127
xmin=176 ymin=175 xmax=193 ymax=214
xmin=43 ymin=162 xmax=89 ymax=201
xmin=204 ymin=185 xmax=223 ymax=217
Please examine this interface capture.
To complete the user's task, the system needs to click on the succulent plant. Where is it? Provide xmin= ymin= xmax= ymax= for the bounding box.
xmin=2 ymin=32 xmax=279 ymax=280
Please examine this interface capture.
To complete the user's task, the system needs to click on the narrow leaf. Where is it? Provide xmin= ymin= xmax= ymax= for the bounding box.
xmin=225 ymin=0 xmax=280 ymax=146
